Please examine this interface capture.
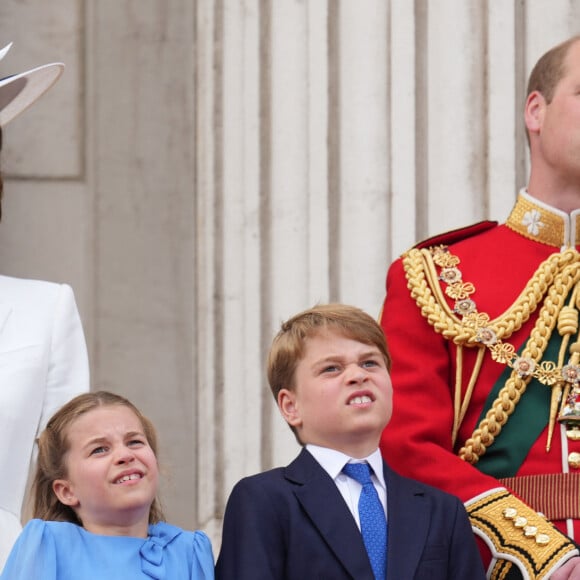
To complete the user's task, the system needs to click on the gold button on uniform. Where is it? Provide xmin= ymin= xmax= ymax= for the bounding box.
xmin=568 ymin=451 xmax=580 ymax=468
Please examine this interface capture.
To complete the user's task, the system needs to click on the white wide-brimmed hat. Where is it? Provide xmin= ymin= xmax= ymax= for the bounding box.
xmin=0 ymin=42 xmax=64 ymax=126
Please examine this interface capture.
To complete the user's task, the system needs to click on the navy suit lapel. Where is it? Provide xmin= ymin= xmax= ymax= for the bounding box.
xmin=285 ymin=449 xmax=375 ymax=580
xmin=384 ymin=462 xmax=430 ymax=579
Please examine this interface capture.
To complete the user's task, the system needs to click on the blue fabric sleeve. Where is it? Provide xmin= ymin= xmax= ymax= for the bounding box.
xmin=191 ymin=531 xmax=215 ymax=579
xmin=1 ymin=520 xmax=57 ymax=579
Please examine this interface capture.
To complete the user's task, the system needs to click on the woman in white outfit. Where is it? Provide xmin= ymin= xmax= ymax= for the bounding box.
xmin=0 ymin=43 xmax=89 ymax=570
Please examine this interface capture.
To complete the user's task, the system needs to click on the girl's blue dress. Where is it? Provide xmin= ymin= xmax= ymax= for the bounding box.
xmin=0 ymin=519 xmax=214 ymax=579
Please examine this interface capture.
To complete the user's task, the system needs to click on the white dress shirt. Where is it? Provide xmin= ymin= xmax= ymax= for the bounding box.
xmin=306 ymin=444 xmax=387 ymax=529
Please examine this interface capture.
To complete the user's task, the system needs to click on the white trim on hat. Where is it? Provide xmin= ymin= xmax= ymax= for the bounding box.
xmin=0 ymin=42 xmax=64 ymax=126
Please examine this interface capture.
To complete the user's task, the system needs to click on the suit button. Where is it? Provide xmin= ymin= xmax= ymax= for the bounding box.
xmin=568 ymin=451 xmax=580 ymax=468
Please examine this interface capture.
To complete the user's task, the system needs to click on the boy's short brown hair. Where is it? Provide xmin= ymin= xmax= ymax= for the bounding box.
xmin=267 ymin=303 xmax=391 ymax=402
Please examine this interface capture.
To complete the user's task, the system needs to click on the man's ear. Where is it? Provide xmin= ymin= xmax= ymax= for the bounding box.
xmin=278 ymin=388 xmax=302 ymax=428
xmin=525 ymin=90 xmax=545 ymax=136
xmin=52 ymin=479 xmax=79 ymax=507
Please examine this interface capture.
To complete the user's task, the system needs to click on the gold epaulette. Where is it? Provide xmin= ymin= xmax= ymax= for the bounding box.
xmin=467 ymin=489 xmax=578 ymax=579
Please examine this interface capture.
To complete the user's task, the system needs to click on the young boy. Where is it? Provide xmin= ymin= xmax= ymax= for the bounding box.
xmin=216 ymin=304 xmax=485 ymax=579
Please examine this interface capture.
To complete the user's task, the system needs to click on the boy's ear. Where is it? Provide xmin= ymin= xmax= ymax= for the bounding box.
xmin=278 ymin=388 xmax=302 ymax=428
xmin=52 ymin=479 xmax=80 ymax=507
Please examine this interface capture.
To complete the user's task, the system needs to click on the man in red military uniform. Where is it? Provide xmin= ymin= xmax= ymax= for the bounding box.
xmin=380 ymin=36 xmax=580 ymax=579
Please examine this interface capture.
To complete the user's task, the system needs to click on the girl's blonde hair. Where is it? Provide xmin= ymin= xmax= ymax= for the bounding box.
xmin=33 ymin=390 xmax=165 ymax=525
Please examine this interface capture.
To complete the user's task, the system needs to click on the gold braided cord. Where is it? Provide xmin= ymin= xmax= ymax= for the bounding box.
xmin=405 ymin=248 xmax=472 ymax=343
xmin=402 ymin=245 xmax=580 ymax=462
xmin=403 ymin=247 xmax=579 ymax=346
xmin=452 ymin=345 xmax=463 ymax=445
xmin=459 ymin=265 xmax=580 ymax=463
xmin=492 ymin=561 xmax=512 ymax=580
xmin=546 ymin=286 xmax=580 ymax=450
xmin=452 ymin=347 xmax=485 ymax=448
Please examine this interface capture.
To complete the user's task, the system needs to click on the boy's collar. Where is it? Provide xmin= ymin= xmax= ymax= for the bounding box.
xmin=306 ymin=444 xmax=385 ymax=489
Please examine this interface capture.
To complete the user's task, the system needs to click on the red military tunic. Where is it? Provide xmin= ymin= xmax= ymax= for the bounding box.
xmin=379 ymin=191 xmax=580 ymax=579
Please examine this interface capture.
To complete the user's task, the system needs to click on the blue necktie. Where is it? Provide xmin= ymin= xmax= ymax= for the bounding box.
xmin=342 ymin=462 xmax=387 ymax=580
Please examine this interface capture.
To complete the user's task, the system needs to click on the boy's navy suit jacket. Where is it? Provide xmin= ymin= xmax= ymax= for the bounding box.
xmin=215 ymin=447 xmax=486 ymax=579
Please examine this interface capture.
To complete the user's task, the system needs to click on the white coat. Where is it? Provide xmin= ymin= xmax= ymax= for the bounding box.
xmin=0 ymin=275 xmax=89 ymax=570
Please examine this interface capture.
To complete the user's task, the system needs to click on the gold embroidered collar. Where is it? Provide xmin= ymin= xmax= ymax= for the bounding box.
xmin=506 ymin=190 xmax=580 ymax=248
